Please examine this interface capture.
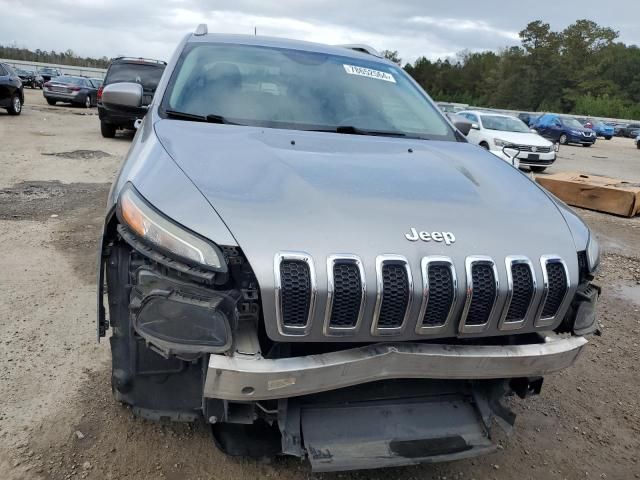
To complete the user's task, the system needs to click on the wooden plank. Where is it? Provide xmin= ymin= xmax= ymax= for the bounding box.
xmin=536 ymin=172 xmax=640 ymax=217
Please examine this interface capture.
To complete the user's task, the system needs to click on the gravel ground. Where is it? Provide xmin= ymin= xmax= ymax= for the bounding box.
xmin=0 ymin=89 xmax=639 ymax=480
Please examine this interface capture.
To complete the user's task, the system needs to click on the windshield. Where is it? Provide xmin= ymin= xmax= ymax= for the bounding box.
xmin=480 ymin=115 xmax=530 ymax=133
xmin=161 ymin=43 xmax=455 ymax=140
xmin=561 ymin=117 xmax=584 ymax=129
xmin=106 ymin=63 xmax=164 ymax=91
xmin=40 ymin=68 xmax=58 ymax=74
xmin=16 ymin=69 xmax=29 ymax=75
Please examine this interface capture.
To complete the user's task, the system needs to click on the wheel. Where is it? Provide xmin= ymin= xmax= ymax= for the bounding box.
xmin=46 ymin=98 xmax=56 ymax=106
xmin=85 ymin=95 xmax=92 ymax=108
xmin=582 ymin=143 xmax=592 ymax=148
xmin=559 ymin=134 xmax=568 ymax=145
xmin=530 ymin=166 xmax=547 ymax=173
xmin=636 ymin=142 xmax=640 ymax=150
xmin=7 ymin=94 xmax=22 ymax=115
xmin=101 ymin=121 xmax=117 ymax=138
xmin=605 ymin=136 xmax=612 ymax=140
xmin=480 ymin=142 xmax=490 ymax=150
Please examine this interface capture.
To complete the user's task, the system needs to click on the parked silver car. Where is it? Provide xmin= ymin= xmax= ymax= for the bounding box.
xmin=97 ymin=26 xmax=601 ymax=472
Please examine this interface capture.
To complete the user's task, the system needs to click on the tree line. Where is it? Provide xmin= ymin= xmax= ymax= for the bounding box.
xmin=393 ymin=19 xmax=640 ymax=120
xmin=0 ymin=44 xmax=109 ymax=69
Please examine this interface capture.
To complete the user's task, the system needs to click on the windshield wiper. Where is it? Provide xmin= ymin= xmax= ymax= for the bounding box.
xmin=165 ymin=109 xmax=234 ymax=124
xmin=306 ymin=125 xmax=411 ymax=138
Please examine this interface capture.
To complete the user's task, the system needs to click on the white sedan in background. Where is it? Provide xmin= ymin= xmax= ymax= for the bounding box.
xmin=458 ymin=111 xmax=558 ymax=172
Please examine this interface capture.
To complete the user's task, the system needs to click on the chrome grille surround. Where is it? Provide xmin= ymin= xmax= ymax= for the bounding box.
xmin=274 ymin=252 xmax=317 ymax=336
xmin=416 ymin=256 xmax=458 ymax=335
xmin=499 ymin=256 xmax=537 ymax=331
xmin=324 ymin=254 xmax=366 ymax=336
xmin=536 ymin=255 xmax=571 ymax=328
xmin=371 ymin=255 xmax=413 ymax=336
xmin=272 ymin=252 xmax=574 ymax=338
xmin=459 ymin=256 xmax=500 ymax=334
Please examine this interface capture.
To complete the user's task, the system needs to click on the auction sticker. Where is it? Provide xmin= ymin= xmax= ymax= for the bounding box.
xmin=343 ymin=64 xmax=396 ymax=83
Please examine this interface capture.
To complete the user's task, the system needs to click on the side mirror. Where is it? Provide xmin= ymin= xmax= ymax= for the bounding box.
xmin=102 ymin=82 xmax=144 ymax=109
xmin=446 ymin=113 xmax=472 ymax=136
xmin=471 ymin=123 xmax=480 ymax=130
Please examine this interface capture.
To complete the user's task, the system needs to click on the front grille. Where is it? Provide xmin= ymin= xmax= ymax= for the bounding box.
xmin=505 ymin=263 xmax=534 ymax=322
xmin=542 ymin=262 xmax=568 ymax=318
xmin=378 ymin=263 xmax=410 ymax=328
xmin=329 ymin=262 xmax=362 ymax=328
xmin=279 ymin=260 xmax=311 ymax=327
xmin=465 ymin=262 xmax=497 ymax=326
xmin=273 ymin=252 xmax=573 ymax=338
xmin=422 ymin=264 xmax=455 ymax=328
xmin=513 ymin=144 xmax=552 ymax=153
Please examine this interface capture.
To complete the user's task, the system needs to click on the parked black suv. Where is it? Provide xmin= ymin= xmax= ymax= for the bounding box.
xmin=0 ymin=62 xmax=24 ymax=115
xmin=98 ymin=57 xmax=166 ymax=138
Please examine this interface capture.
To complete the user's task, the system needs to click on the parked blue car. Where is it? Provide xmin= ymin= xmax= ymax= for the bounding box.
xmin=533 ymin=114 xmax=597 ymax=147
xmin=586 ymin=120 xmax=614 ymax=140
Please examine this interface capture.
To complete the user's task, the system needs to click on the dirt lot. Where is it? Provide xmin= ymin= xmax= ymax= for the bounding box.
xmin=0 ymin=88 xmax=639 ymax=480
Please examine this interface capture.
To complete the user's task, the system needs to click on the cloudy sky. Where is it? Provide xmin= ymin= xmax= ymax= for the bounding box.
xmin=0 ymin=0 xmax=638 ymax=64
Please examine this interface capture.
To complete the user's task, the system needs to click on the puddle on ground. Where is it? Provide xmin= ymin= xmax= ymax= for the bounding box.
xmin=0 ymin=181 xmax=110 ymax=220
xmin=42 ymin=150 xmax=111 ymax=160
xmin=611 ymin=283 xmax=640 ymax=307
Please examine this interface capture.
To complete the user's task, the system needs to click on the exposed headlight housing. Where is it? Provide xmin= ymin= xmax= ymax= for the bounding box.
xmin=117 ymin=184 xmax=225 ymax=271
xmin=586 ymin=233 xmax=600 ymax=273
xmin=494 ymin=138 xmax=511 ymax=147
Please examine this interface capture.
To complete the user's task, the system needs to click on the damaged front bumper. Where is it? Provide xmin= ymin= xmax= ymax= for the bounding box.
xmin=204 ymin=333 xmax=587 ymax=401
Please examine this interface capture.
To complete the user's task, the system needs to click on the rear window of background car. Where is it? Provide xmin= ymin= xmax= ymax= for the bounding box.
xmin=105 ymin=63 xmax=164 ymax=91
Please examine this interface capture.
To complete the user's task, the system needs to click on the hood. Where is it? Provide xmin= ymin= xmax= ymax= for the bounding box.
xmin=154 ymin=119 xmax=579 ymax=276
xmin=487 ymin=131 xmax=552 ymax=146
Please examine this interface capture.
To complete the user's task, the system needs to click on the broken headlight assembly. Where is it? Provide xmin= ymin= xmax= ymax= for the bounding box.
xmin=117 ymin=183 xmax=225 ymax=271
xmin=129 ymin=268 xmax=238 ymax=355
xmin=117 ymin=183 xmax=237 ymax=355
xmin=586 ymin=233 xmax=600 ymax=273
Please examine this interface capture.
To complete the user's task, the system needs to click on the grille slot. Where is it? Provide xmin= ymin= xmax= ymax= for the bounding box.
xmin=325 ymin=256 xmax=365 ymax=333
xmin=460 ymin=257 xmax=498 ymax=332
xmin=417 ymin=257 xmax=456 ymax=333
xmin=275 ymin=253 xmax=316 ymax=335
xmin=500 ymin=257 xmax=536 ymax=330
xmin=280 ymin=260 xmax=311 ymax=327
xmin=373 ymin=256 xmax=412 ymax=334
xmin=541 ymin=261 xmax=568 ymax=319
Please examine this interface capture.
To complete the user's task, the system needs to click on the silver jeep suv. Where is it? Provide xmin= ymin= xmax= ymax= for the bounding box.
xmin=97 ymin=25 xmax=601 ymax=472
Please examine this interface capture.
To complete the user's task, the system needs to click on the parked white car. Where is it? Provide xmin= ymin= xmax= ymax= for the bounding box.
xmin=458 ymin=111 xmax=558 ymax=172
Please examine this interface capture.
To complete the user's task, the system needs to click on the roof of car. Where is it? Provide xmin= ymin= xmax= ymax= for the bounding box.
xmin=459 ymin=110 xmax=517 ymax=117
xmin=186 ymin=33 xmax=395 ymax=65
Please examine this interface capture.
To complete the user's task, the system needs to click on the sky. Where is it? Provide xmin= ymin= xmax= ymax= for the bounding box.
xmin=1 ymin=0 xmax=639 ymax=64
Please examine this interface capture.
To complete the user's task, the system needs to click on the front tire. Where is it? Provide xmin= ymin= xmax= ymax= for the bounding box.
xmin=7 ymin=94 xmax=22 ymax=115
xmin=46 ymin=98 xmax=56 ymax=106
xmin=582 ymin=144 xmax=592 ymax=148
xmin=605 ymin=136 xmax=612 ymax=140
xmin=101 ymin=121 xmax=117 ymax=138
xmin=559 ymin=134 xmax=568 ymax=145
xmin=85 ymin=95 xmax=92 ymax=108
xmin=480 ymin=142 xmax=490 ymax=150
xmin=530 ymin=166 xmax=547 ymax=173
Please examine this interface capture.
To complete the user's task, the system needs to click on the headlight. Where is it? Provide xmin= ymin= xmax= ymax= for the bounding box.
xmin=586 ymin=233 xmax=600 ymax=272
xmin=494 ymin=138 xmax=511 ymax=147
xmin=118 ymin=184 xmax=225 ymax=271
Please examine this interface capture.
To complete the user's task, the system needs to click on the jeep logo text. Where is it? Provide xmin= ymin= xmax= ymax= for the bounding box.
xmin=405 ymin=228 xmax=455 ymax=245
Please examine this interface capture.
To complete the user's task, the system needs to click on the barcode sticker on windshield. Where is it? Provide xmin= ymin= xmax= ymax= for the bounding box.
xmin=343 ymin=64 xmax=396 ymax=83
